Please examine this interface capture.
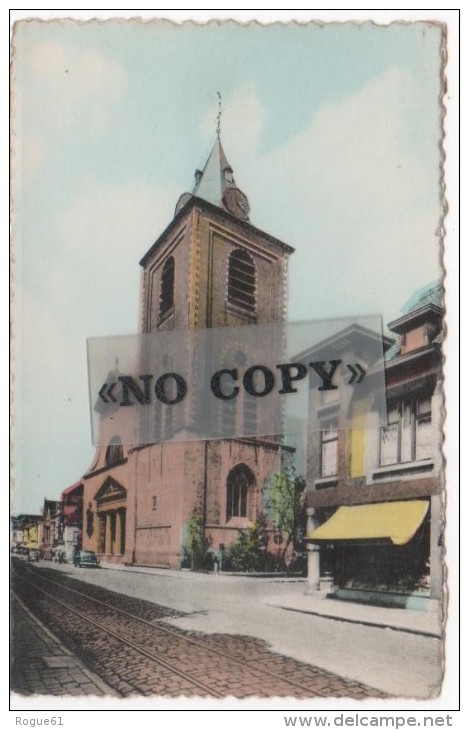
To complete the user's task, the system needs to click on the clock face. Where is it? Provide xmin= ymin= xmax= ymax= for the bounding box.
xmin=174 ymin=192 xmax=193 ymax=216
xmin=222 ymin=187 xmax=250 ymax=220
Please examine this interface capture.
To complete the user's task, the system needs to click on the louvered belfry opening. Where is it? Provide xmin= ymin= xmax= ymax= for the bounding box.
xmin=228 ymin=249 xmax=256 ymax=313
xmin=160 ymin=256 xmax=175 ymax=318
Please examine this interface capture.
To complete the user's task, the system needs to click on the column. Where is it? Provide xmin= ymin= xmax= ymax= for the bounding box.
xmin=429 ymin=494 xmax=443 ymax=611
xmin=104 ymin=512 xmax=112 ymax=554
xmin=112 ymin=511 xmax=122 ymax=555
xmin=110 ymin=512 xmax=116 ymax=554
xmin=305 ymin=507 xmax=321 ymax=593
xmin=118 ymin=510 xmax=126 ymax=555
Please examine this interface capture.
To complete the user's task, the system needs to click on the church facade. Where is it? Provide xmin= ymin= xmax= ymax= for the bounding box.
xmin=82 ymin=137 xmax=296 ymax=568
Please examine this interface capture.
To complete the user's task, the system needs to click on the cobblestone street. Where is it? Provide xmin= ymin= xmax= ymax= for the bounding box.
xmin=11 ymin=560 xmax=388 ymax=699
xmin=11 ymin=562 xmax=443 ymax=698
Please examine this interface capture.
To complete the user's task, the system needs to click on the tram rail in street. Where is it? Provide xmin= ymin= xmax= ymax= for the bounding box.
xmin=11 ymin=559 xmax=387 ymax=699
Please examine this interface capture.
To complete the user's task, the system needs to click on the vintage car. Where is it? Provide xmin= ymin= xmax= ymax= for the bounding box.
xmin=73 ymin=549 xmax=100 ymax=568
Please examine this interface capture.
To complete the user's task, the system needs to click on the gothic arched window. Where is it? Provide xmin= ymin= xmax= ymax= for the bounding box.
xmin=226 ymin=464 xmax=255 ymax=520
xmin=228 ymin=249 xmax=256 ymax=314
xmin=159 ymin=256 xmax=175 ymax=319
xmin=105 ymin=437 xmax=124 ymax=467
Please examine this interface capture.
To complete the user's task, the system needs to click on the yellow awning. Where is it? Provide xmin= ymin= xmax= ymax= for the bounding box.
xmin=307 ymin=500 xmax=429 ymax=546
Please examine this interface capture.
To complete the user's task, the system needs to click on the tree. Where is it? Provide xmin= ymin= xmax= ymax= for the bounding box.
xmin=264 ymin=466 xmax=306 ymax=569
xmin=181 ymin=511 xmax=213 ymax=571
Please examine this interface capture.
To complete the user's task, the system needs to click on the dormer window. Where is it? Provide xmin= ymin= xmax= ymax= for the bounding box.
xmin=228 ymin=249 xmax=256 ymax=314
xmin=400 ymin=326 xmax=425 ymax=354
xmin=159 ymin=256 xmax=175 ymax=320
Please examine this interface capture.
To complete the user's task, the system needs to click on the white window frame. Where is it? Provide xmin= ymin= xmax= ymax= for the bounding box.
xmin=320 ymin=426 xmax=338 ymax=478
xmin=379 ymin=397 xmax=432 ymax=467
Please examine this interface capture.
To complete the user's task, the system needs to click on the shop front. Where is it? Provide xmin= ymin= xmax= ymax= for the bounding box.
xmin=307 ymin=499 xmax=432 ymax=610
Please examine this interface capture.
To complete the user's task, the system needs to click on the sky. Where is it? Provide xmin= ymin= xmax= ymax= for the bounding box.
xmin=12 ymin=17 xmax=445 ymax=514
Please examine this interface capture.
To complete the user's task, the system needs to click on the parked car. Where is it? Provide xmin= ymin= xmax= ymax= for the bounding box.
xmin=73 ymin=550 xmax=100 ymax=568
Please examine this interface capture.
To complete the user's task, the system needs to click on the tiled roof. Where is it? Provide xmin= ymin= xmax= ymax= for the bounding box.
xmin=385 ymin=281 xmax=444 ymax=362
xmin=61 ymin=480 xmax=83 ymax=496
xmin=61 ymin=480 xmax=83 ymax=499
xmin=384 ymin=340 xmax=400 ymax=362
xmin=400 ymin=280 xmax=443 ymax=314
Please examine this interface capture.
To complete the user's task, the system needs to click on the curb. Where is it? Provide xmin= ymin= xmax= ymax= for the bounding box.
xmin=266 ymin=602 xmax=442 ymax=639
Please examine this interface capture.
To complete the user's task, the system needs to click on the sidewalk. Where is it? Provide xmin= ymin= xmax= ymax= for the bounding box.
xmin=10 ymin=592 xmax=117 ymax=697
xmin=99 ymin=561 xmax=442 ymax=638
xmin=264 ymin=592 xmax=442 ymax=638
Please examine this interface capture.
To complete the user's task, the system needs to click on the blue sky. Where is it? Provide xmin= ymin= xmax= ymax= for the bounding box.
xmin=12 ymin=19 xmax=444 ymax=513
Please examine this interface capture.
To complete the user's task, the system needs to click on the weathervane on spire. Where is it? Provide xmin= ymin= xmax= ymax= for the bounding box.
xmin=216 ymin=91 xmax=223 ymax=137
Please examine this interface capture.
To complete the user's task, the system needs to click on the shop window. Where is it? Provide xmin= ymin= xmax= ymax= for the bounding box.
xmin=159 ymin=256 xmax=175 ymax=319
xmin=227 ymin=249 xmax=256 ymax=313
xmin=380 ymin=398 xmax=433 ymax=466
xmin=320 ymin=426 xmax=338 ymax=477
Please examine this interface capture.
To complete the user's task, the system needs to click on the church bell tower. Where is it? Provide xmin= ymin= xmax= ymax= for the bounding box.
xmin=139 ymin=135 xmax=294 ymax=334
xmin=83 ymin=130 xmax=297 ymax=569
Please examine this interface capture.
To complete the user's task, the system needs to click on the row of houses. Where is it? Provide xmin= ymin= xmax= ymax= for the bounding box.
xmin=11 ymin=481 xmax=83 ymax=562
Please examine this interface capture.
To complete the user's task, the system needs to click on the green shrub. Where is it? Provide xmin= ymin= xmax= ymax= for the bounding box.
xmin=223 ymin=514 xmax=271 ymax=572
xmin=181 ymin=511 xmax=213 ymax=571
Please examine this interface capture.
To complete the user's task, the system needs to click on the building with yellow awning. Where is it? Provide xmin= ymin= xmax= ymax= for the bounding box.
xmin=302 ymin=283 xmax=443 ymax=611
xmin=307 ymin=500 xmax=429 ymax=546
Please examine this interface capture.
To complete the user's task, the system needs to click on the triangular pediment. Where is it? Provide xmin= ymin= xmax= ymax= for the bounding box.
xmin=95 ymin=476 xmax=127 ymax=504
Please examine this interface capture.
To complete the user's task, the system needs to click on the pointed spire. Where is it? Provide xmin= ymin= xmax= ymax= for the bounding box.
xmin=192 ymin=136 xmax=230 ymax=204
xmin=190 ymin=136 xmax=250 ymax=221
xmin=174 ymin=96 xmax=251 ymax=221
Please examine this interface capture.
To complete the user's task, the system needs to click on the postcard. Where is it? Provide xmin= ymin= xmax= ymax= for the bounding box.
xmin=10 ymin=10 xmax=457 ymax=717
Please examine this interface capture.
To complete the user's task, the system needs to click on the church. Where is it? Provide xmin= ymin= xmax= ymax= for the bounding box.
xmin=81 ymin=135 xmax=297 ymax=568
